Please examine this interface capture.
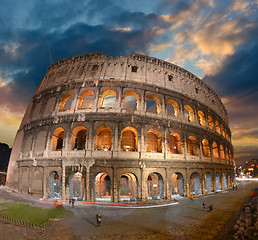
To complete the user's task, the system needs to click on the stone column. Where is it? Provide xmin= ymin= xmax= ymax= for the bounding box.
xmin=112 ymin=167 xmax=118 ymax=203
xmin=62 ymin=165 xmax=66 ymax=199
xmin=42 ymin=167 xmax=47 ymax=198
xmin=186 ymin=168 xmax=190 ymax=197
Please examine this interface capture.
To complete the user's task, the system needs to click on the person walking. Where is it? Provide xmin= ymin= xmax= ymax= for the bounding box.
xmin=208 ymin=204 xmax=213 ymax=212
xmin=96 ymin=213 xmax=102 ymax=228
xmin=202 ymin=201 xmax=206 ymax=210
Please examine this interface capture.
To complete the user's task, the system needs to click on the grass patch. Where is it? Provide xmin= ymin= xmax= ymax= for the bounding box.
xmin=0 ymin=203 xmax=68 ymax=225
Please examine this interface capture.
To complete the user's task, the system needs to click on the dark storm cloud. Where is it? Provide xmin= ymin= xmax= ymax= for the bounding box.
xmin=0 ymin=1 xmax=169 ymax=110
xmin=203 ymin=29 xmax=258 ymax=98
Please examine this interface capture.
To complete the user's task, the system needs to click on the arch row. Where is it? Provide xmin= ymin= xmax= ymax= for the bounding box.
xmin=18 ymin=166 xmax=235 ymax=202
xmin=22 ymin=125 xmax=234 ymax=163
xmin=30 ymin=87 xmax=231 ymax=142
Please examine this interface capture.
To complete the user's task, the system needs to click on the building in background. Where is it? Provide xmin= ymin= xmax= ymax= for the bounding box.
xmin=7 ymin=52 xmax=235 ymax=202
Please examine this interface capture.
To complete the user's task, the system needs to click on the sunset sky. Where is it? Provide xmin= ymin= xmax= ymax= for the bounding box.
xmin=0 ymin=0 xmax=257 ymax=165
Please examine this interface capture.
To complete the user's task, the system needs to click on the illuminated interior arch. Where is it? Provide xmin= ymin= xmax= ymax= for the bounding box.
xmin=212 ymin=142 xmax=219 ymax=158
xmin=202 ymin=139 xmax=210 ymax=157
xmin=95 ymin=126 xmax=112 ymax=150
xmin=190 ymin=172 xmax=201 ymax=196
xmin=184 ymin=105 xmax=194 ymax=122
xmin=146 ymin=95 xmax=161 ymax=114
xmin=208 ymin=115 xmax=214 ymax=130
xmin=220 ymin=145 xmax=225 ymax=159
xmin=51 ymin=127 xmax=65 ymax=151
xmin=59 ymin=93 xmax=74 ymax=111
xmin=147 ymin=172 xmax=164 ymax=200
xmin=123 ymin=91 xmax=139 ymax=110
xmin=121 ymin=127 xmax=138 ymax=151
xmin=99 ymin=90 xmax=116 ymax=109
xmin=169 ymin=133 xmax=182 ymax=154
xmin=215 ymin=120 xmax=221 ymax=134
xmin=71 ymin=126 xmax=87 ymax=150
xmin=94 ymin=172 xmax=111 ymax=202
xmin=167 ymin=99 xmax=179 ymax=117
xmin=120 ymin=173 xmax=138 ymax=201
xmin=197 ymin=110 xmax=206 ymax=126
xmin=225 ymin=147 xmax=229 ymax=161
xmin=221 ymin=125 xmax=225 ymax=137
xmin=171 ymin=172 xmax=184 ymax=197
xmin=147 ymin=129 xmax=162 ymax=153
xmin=77 ymin=90 xmax=94 ymax=109
xmin=188 ymin=136 xmax=198 ymax=155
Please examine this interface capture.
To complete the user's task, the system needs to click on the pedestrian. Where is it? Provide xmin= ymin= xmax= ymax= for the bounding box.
xmin=72 ymin=198 xmax=75 ymax=208
xmin=96 ymin=213 xmax=101 ymax=228
xmin=202 ymin=201 xmax=206 ymax=210
xmin=208 ymin=204 xmax=213 ymax=212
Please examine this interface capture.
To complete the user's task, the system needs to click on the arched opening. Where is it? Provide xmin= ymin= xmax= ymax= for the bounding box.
xmin=94 ymin=172 xmax=111 ymax=202
xmin=208 ymin=115 xmax=214 ymax=130
xmin=188 ymin=136 xmax=198 ymax=155
xmin=221 ymin=125 xmax=225 ymax=137
xmin=32 ymin=171 xmax=43 ymax=196
xmin=121 ymin=127 xmax=138 ymax=152
xmin=169 ymin=133 xmax=182 ymax=154
xmin=167 ymin=100 xmax=179 ymax=117
xmin=95 ymin=126 xmax=112 ymax=151
xmin=220 ymin=145 xmax=225 ymax=160
xmin=213 ymin=142 xmax=219 ymax=159
xmin=119 ymin=173 xmax=138 ymax=202
xmin=77 ymin=90 xmax=94 ymax=109
xmin=69 ymin=172 xmax=84 ymax=200
xmin=223 ymin=172 xmax=227 ymax=189
xmin=215 ymin=120 xmax=221 ymax=134
xmin=100 ymin=90 xmax=116 ymax=109
xmin=202 ymin=139 xmax=211 ymax=157
xmin=171 ymin=173 xmax=184 ymax=199
xmin=123 ymin=91 xmax=139 ymax=110
xmin=190 ymin=172 xmax=201 ymax=196
xmin=49 ymin=171 xmax=61 ymax=199
xmin=146 ymin=95 xmax=161 ymax=114
xmin=71 ymin=126 xmax=87 ymax=150
xmin=198 ymin=110 xmax=206 ymax=126
xmin=147 ymin=129 xmax=162 ymax=153
xmin=51 ymin=127 xmax=65 ymax=151
xmin=228 ymin=174 xmax=231 ymax=187
xmin=147 ymin=172 xmax=164 ymax=200
xmin=205 ymin=172 xmax=213 ymax=194
xmin=215 ymin=172 xmax=221 ymax=191
xmin=59 ymin=93 xmax=74 ymax=111
xmin=184 ymin=105 xmax=194 ymax=122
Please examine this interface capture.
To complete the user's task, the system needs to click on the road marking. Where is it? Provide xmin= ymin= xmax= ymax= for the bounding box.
xmin=106 ymin=202 xmax=179 ymax=209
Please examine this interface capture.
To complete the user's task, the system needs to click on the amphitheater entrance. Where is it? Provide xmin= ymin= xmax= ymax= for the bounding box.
xmin=94 ymin=172 xmax=111 ymax=202
xmin=190 ymin=172 xmax=201 ymax=196
xmin=205 ymin=172 xmax=213 ymax=194
xmin=147 ymin=172 xmax=164 ymax=200
xmin=228 ymin=175 xmax=231 ymax=187
xmin=171 ymin=173 xmax=184 ymax=199
xmin=49 ymin=171 xmax=61 ymax=199
xmin=223 ymin=172 xmax=227 ymax=189
xmin=215 ymin=172 xmax=221 ymax=191
xmin=119 ymin=173 xmax=138 ymax=202
xmin=69 ymin=172 xmax=84 ymax=200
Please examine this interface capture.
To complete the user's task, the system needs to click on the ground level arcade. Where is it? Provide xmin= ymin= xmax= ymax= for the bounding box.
xmin=18 ymin=159 xmax=235 ymax=202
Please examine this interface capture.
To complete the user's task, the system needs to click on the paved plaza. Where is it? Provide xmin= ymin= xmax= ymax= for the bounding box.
xmin=0 ymin=180 xmax=257 ymax=240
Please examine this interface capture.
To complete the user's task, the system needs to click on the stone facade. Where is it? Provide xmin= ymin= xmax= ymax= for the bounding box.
xmin=6 ymin=52 xmax=235 ymax=202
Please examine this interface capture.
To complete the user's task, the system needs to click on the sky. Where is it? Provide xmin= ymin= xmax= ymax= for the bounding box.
xmin=0 ymin=0 xmax=257 ymax=165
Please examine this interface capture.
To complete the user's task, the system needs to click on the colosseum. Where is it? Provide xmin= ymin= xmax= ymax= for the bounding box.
xmin=7 ymin=52 xmax=235 ymax=202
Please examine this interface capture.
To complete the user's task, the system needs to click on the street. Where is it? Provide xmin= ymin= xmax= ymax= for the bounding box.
xmin=0 ymin=180 xmax=257 ymax=240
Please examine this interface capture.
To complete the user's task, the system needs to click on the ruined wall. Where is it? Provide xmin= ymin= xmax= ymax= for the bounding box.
xmin=6 ymin=53 xmax=235 ymax=201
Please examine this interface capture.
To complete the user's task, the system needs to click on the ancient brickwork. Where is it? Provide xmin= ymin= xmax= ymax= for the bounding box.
xmin=7 ymin=53 xmax=235 ymax=202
